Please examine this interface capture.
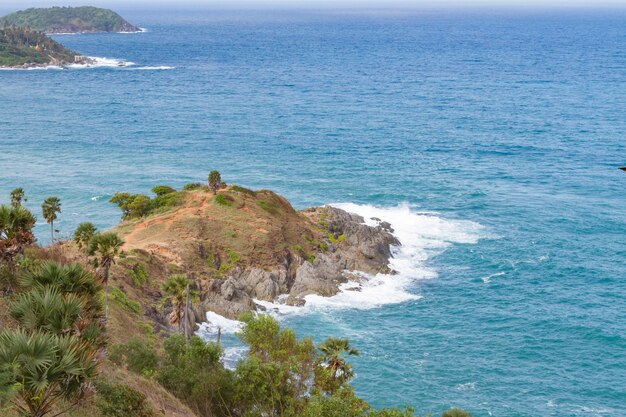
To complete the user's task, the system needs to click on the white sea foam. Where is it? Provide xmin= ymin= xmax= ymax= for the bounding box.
xmin=68 ymin=56 xmax=135 ymax=68
xmin=198 ymin=203 xmax=487 ymax=364
xmin=254 ymin=202 xmax=486 ymax=315
xmin=0 ymin=65 xmax=64 ymax=71
xmin=482 ymin=271 xmax=505 ymax=284
xmin=198 ymin=311 xmax=244 ymax=336
xmin=456 ymin=382 xmax=476 ymax=390
xmin=0 ymin=57 xmax=178 ymax=71
xmin=119 ymin=28 xmax=148 ymax=34
xmin=131 ymin=66 xmax=175 ymax=70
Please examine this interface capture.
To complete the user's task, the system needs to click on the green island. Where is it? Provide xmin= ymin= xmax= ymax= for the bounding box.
xmin=0 ymin=27 xmax=91 ymax=68
xmin=0 ymin=6 xmax=141 ymax=34
xmin=0 ymin=175 xmax=473 ymax=417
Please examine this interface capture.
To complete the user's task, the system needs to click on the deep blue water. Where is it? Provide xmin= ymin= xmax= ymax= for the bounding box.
xmin=1 ymin=8 xmax=626 ymax=416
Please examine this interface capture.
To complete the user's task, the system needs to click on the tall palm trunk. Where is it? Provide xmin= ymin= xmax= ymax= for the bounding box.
xmin=104 ymin=264 xmax=110 ymax=321
xmin=50 ymin=220 xmax=54 ymax=244
xmin=177 ymin=303 xmax=182 ymax=333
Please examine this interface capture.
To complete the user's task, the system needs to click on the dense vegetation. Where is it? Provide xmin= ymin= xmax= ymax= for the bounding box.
xmin=0 ymin=27 xmax=78 ymax=67
xmin=109 ymin=185 xmax=184 ymax=220
xmin=0 ymin=6 xmax=140 ymax=34
xmin=0 ymin=185 xmax=473 ymax=417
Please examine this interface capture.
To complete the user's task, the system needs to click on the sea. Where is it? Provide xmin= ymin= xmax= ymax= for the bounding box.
xmin=1 ymin=7 xmax=625 ymax=417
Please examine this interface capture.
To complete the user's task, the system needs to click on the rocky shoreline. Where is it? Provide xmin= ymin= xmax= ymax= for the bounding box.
xmin=3 ymin=55 xmax=96 ymax=69
xmin=194 ymin=206 xmax=400 ymax=322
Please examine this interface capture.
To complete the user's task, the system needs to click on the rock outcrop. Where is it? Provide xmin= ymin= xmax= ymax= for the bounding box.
xmin=112 ymin=187 xmax=401 ymax=323
xmin=198 ymin=206 xmax=399 ymax=319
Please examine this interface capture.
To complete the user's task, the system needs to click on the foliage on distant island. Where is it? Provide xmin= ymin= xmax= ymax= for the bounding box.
xmin=0 ymin=6 xmax=140 ymax=34
xmin=0 ymin=27 xmax=78 ymax=67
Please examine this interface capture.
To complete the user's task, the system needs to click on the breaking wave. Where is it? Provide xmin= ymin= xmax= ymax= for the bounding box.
xmin=199 ymin=203 xmax=487 ymax=339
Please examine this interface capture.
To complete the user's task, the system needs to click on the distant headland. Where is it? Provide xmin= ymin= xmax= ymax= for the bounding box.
xmin=0 ymin=27 xmax=93 ymax=68
xmin=0 ymin=6 xmax=141 ymax=34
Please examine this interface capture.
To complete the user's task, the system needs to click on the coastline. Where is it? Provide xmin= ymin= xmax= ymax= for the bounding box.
xmin=0 ymin=56 xmax=135 ymax=70
xmin=50 ymin=27 xmax=147 ymax=35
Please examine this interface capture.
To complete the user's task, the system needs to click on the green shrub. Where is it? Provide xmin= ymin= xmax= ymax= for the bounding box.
xmin=94 ymin=379 xmax=154 ymax=417
xmin=128 ymin=262 xmax=148 ymax=287
xmin=292 ymin=245 xmax=303 ymax=253
xmin=108 ymin=338 xmax=158 ymax=376
xmin=158 ymin=334 xmax=228 ymax=417
xmin=231 ymin=185 xmax=256 ymax=196
xmin=110 ymin=190 xmax=182 ymax=219
xmin=137 ymin=321 xmax=157 ymax=346
xmin=218 ymin=249 xmax=241 ymax=273
xmin=151 ymin=192 xmax=181 ymax=212
xmin=151 ymin=185 xmax=176 ymax=196
xmin=110 ymin=287 xmax=141 ymax=315
xmin=257 ymin=200 xmax=279 ymax=215
xmin=183 ymin=182 xmax=203 ymax=191
xmin=319 ymin=242 xmax=328 ymax=251
xmin=442 ymin=409 xmax=472 ymax=417
xmin=328 ymin=233 xmax=347 ymax=244
xmin=110 ymin=193 xmax=150 ymax=219
xmin=214 ymin=194 xmax=233 ymax=207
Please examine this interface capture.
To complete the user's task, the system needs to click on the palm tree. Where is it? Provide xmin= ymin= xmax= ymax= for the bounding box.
xmin=162 ymin=274 xmax=197 ymax=333
xmin=9 ymin=188 xmax=25 ymax=207
xmin=0 ymin=204 xmax=36 ymax=286
xmin=318 ymin=337 xmax=359 ymax=387
xmin=0 ymin=329 xmax=98 ymax=417
xmin=41 ymin=196 xmax=61 ymax=244
xmin=18 ymin=261 xmax=104 ymax=346
xmin=88 ymin=233 xmax=123 ymax=321
xmin=73 ymin=222 xmax=97 ymax=263
xmin=20 ymin=261 xmax=101 ymax=300
xmin=10 ymin=287 xmax=83 ymax=336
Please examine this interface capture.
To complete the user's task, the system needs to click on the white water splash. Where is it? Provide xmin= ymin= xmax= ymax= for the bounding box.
xmin=251 ymin=202 xmax=486 ymax=316
xmin=198 ymin=202 xmax=487 ymax=345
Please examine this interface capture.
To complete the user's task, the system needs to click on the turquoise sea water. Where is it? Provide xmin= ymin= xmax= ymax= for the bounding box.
xmin=1 ymin=8 xmax=625 ymax=416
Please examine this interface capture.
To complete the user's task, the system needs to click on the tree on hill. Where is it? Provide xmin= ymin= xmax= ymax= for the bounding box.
xmin=89 ymin=232 xmax=124 ymax=321
xmin=9 ymin=188 xmax=25 ymax=207
xmin=162 ymin=274 xmax=198 ymax=334
xmin=73 ymin=222 xmax=97 ymax=263
xmin=41 ymin=196 xmax=61 ymax=244
xmin=0 ymin=204 xmax=36 ymax=288
xmin=110 ymin=192 xmax=151 ymax=219
xmin=208 ymin=170 xmax=222 ymax=195
xmin=0 ymin=329 xmax=98 ymax=417
xmin=17 ymin=262 xmax=104 ymax=347
xmin=316 ymin=337 xmax=360 ymax=394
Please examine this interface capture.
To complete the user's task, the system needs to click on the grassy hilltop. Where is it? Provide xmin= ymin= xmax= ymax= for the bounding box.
xmin=0 ymin=6 xmax=140 ymax=34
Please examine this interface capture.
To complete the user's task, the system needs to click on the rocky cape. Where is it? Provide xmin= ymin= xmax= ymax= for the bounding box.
xmin=202 ymin=206 xmax=399 ymax=320
xmin=0 ymin=27 xmax=93 ymax=68
xmin=108 ymin=186 xmax=400 ymax=328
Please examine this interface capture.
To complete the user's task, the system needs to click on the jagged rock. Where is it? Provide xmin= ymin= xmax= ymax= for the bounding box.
xmin=202 ymin=206 xmax=400 ymax=317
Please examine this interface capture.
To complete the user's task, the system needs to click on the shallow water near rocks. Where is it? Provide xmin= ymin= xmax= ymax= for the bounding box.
xmin=1 ymin=8 xmax=625 ymax=416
